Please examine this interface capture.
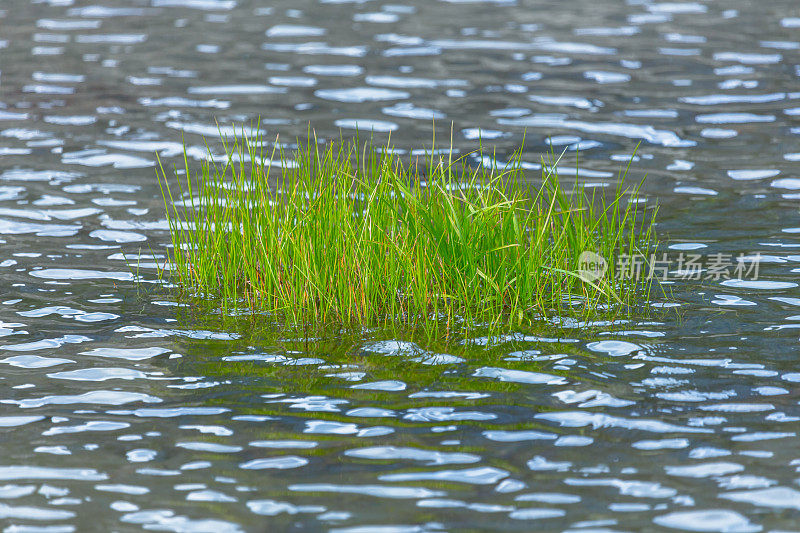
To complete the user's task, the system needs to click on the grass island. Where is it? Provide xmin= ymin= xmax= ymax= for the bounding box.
xmin=157 ymin=129 xmax=656 ymax=337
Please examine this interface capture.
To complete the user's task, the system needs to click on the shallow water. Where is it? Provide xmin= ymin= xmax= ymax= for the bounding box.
xmin=1 ymin=0 xmax=800 ymax=531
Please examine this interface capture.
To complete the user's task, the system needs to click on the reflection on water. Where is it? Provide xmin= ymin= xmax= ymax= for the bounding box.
xmin=1 ymin=0 xmax=800 ymax=531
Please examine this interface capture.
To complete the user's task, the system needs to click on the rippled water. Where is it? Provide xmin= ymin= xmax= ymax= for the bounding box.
xmin=1 ymin=0 xmax=800 ymax=531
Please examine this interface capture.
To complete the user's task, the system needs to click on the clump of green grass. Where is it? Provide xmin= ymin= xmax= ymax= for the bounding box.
xmin=157 ymin=129 xmax=655 ymax=337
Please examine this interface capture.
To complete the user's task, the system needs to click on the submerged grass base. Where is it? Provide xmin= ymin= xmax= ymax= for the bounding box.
xmin=158 ymin=130 xmax=656 ymax=337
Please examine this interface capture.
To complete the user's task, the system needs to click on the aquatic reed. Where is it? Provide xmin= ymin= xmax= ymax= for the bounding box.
xmin=157 ymin=129 xmax=655 ymax=336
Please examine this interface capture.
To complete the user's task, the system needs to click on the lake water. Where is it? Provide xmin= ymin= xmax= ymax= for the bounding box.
xmin=1 ymin=0 xmax=800 ymax=531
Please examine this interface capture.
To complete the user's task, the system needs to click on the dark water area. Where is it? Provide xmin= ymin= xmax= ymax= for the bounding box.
xmin=1 ymin=0 xmax=800 ymax=531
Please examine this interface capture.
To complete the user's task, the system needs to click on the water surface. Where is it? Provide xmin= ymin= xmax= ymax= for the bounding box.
xmin=1 ymin=0 xmax=800 ymax=531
